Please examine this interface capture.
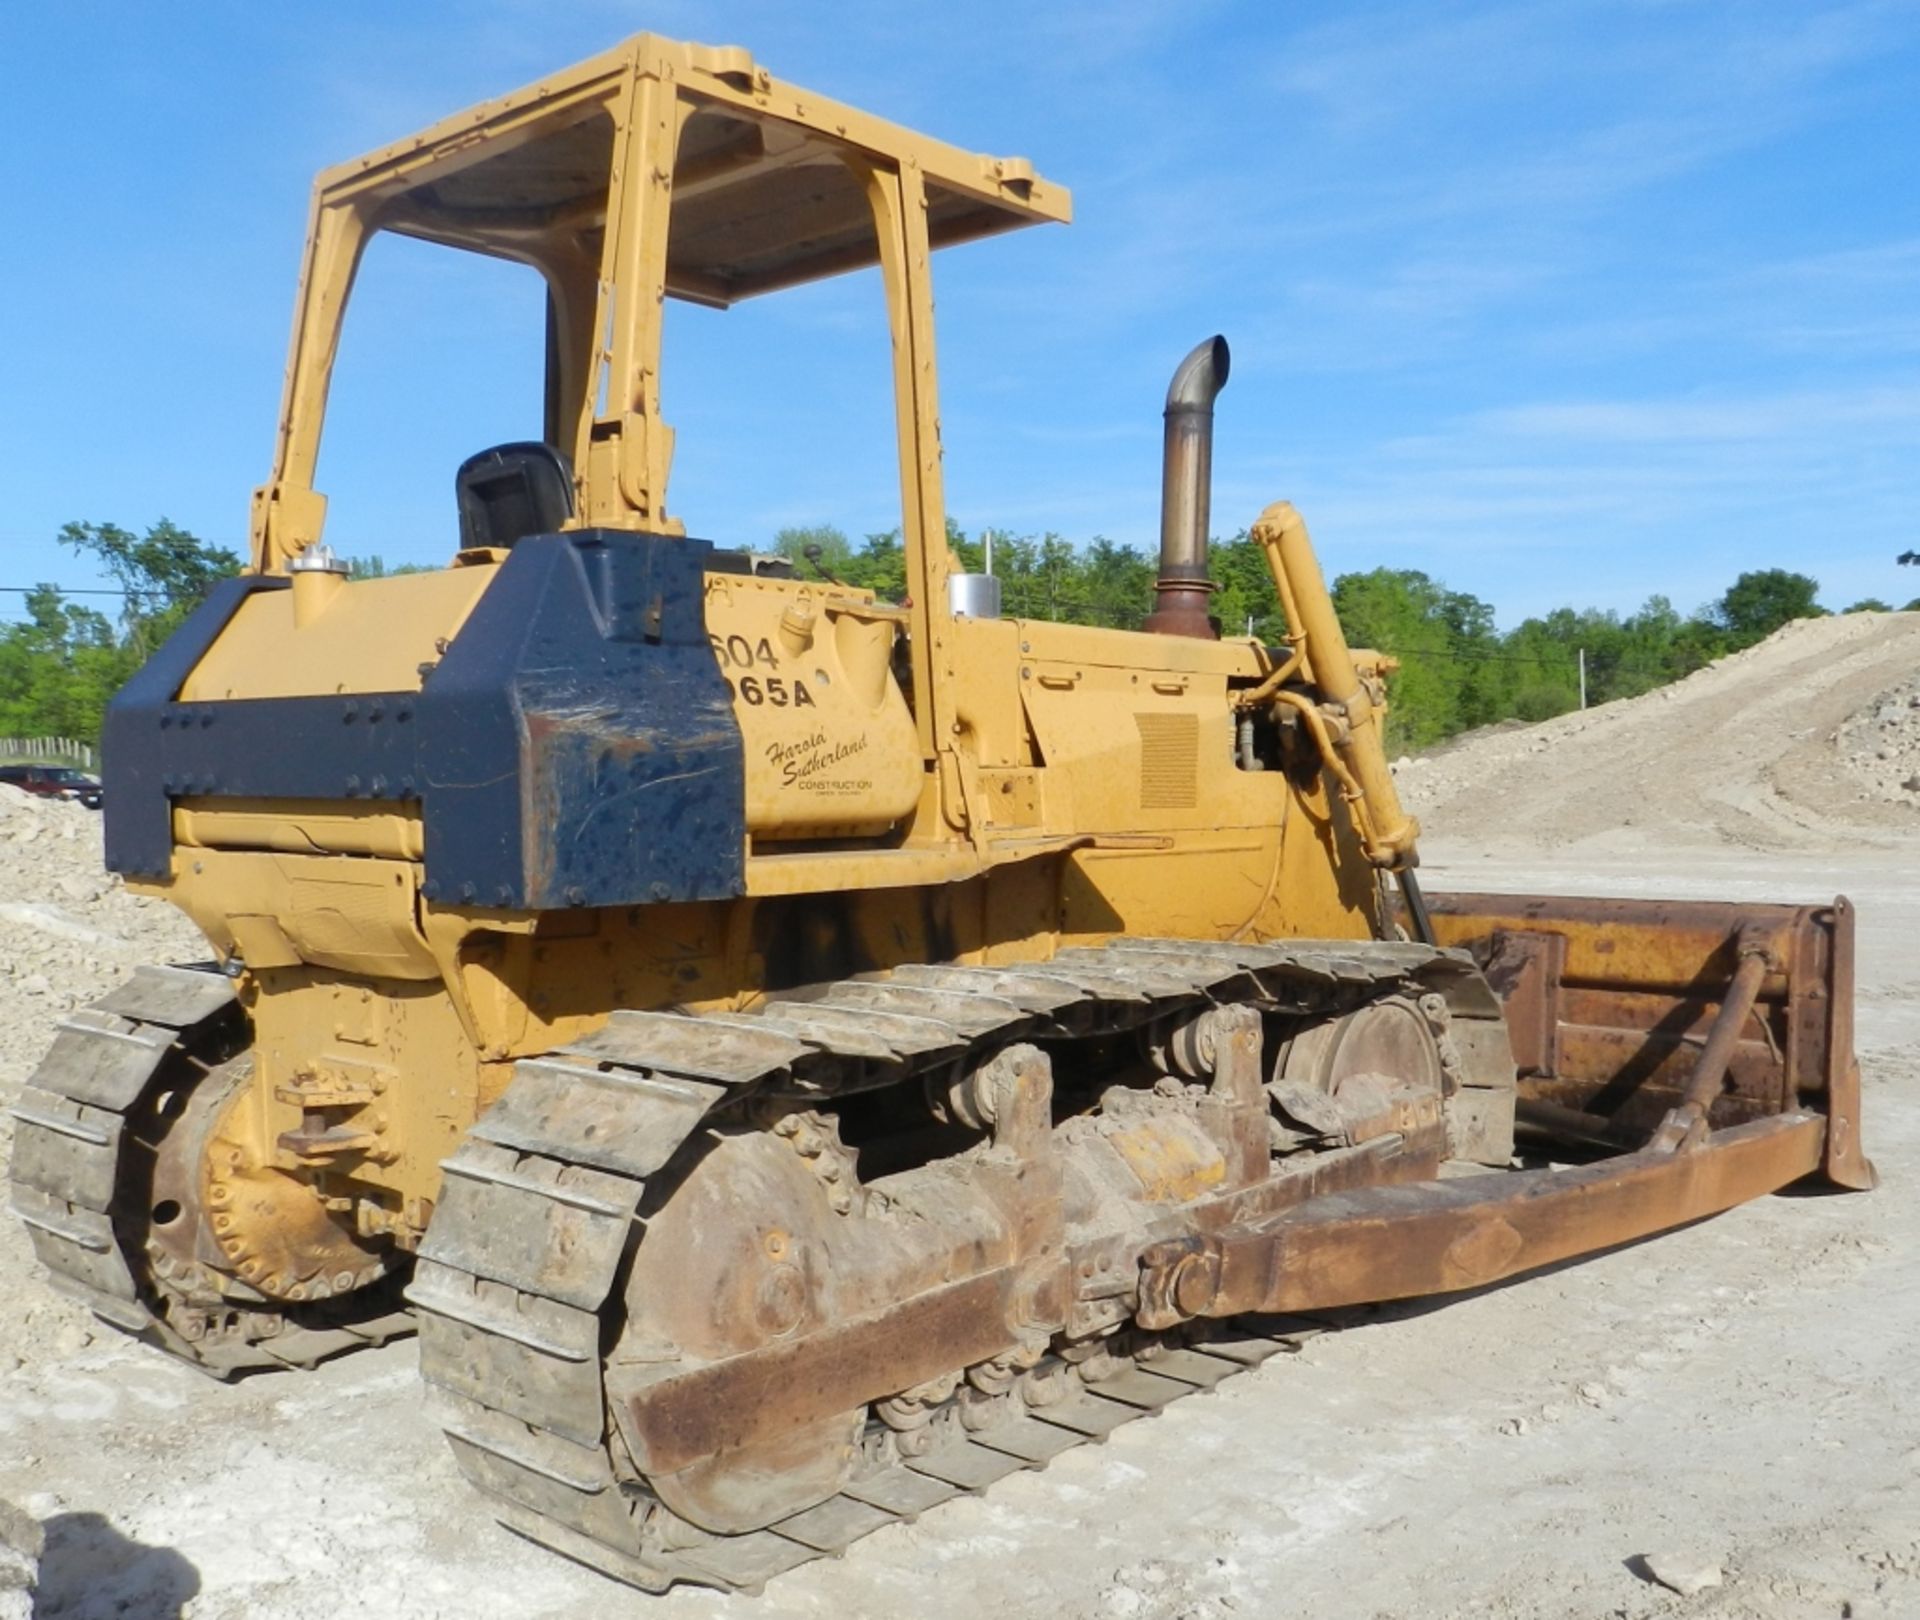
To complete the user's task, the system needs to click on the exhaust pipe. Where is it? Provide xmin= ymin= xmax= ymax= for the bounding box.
xmin=1144 ymin=335 xmax=1231 ymax=639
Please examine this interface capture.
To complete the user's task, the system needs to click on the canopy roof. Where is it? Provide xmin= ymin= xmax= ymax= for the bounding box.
xmin=317 ymin=35 xmax=1070 ymax=305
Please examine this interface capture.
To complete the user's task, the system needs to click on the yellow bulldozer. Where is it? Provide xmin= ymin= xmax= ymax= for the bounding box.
xmin=8 ymin=34 xmax=1872 ymax=1594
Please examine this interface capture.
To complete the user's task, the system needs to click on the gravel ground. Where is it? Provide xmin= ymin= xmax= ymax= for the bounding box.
xmin=3 ymin=611 xmax=1917 ymax=1619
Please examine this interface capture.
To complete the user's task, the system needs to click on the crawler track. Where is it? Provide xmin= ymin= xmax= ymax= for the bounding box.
xmin=7 ymin=965 xmax=412 ymax=1376
xmin=412 ymin=936 xmax=1508 ymax=1593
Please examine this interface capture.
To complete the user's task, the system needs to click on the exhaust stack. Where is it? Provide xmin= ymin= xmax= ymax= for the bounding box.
xmin=1144 ymin=335 xmax=1231 ymax=639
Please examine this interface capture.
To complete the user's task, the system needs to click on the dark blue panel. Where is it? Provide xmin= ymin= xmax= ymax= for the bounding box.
xmin=417 ymin=531 xmax=745 ymax=908
xmin=98 ymin=532 xmax=746 ymax=910
xmin=102 ymin=574 xmax=289 ymax=876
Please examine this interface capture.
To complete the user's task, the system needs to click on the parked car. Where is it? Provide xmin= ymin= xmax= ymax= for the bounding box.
xmin=0 ymin=764 xmax=103 ymax=809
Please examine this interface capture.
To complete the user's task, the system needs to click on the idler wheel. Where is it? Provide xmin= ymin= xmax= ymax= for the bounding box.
xmin=1270 ymin=995 xmax=1449 ymax=1141
xmin=610 ymin=1127 xmax=863 ymax=1533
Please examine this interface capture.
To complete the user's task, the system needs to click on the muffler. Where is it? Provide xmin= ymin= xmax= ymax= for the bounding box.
xmin=1144 ymin=335 xmax=1231 ymax=639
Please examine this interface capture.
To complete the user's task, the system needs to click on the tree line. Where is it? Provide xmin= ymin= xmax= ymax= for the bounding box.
xmin=781 ymin=521 xmax=1914 ymax=749
xmin=3 ymin=518 xmax=1912 ymax=754
xmin=0 ymin=522 xmax=241 ymax=750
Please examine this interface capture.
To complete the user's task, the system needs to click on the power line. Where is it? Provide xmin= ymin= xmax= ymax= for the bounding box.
xmin=0 ymin=585 xmax=133 ymax=597
xmin=0 ymin=579 xmax=1710 ymax=682
xmin=1389 ymin=646 xmax=1683 ymax=677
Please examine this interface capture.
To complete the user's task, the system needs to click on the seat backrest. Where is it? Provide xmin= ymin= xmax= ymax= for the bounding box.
xmin=455 ymin=442 xmax=575 ymax=551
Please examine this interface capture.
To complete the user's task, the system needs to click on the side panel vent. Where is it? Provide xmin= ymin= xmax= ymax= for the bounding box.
xmin=1135 ymin=712 xmax=1199 ymax=810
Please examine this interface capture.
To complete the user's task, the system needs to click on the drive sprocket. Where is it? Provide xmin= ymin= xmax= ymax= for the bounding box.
xmin=8 ymin=965 xmax=412 ymax=1376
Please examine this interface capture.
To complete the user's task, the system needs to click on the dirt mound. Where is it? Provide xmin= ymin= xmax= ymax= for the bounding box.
xmin=0 ymin=789 xmax=205 ymax=1081
xmin=1396 ymin=611 xmax=1920 ymax=858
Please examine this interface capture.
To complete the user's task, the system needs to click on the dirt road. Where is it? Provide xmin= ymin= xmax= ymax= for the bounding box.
xmin=4 ymin=614 xmax=1916 ymax=1619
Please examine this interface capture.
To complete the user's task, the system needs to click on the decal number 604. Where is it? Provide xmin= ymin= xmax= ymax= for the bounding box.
xmin=710 ymin=633 xmax=779 ymax=669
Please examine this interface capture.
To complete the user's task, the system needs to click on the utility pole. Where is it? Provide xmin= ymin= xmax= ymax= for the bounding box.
xmin=1578 ymin=647 xmax=1587 ymax=710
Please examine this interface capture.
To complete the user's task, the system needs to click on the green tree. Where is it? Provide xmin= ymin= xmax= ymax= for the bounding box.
xmin=774 ymin=524 xmax=854 ymax=578
xmin=346 ymin=555 xmax=434 ymax=579
xmin=59 ymin=518 xmax=243 ymax=658
xmin=0 ymin=585 xmax=132 ymax=742
xmin=1843 ymin=598 xmax=1892 ymax=614
xmin=1711 ymin=569 xmax=1823 ymax=649
xmin=1 ymin=520 xmax=242 ymax=744
xmin=844 ymin=530 xmax=909 ymax=599
xmin=1209 ymin=531 xmax=1286 ymax=644
xmin=1329 ymin=568 xmax=1500 ymax=747
xmin=1078 ymin=536 xmax=1156 ymax=628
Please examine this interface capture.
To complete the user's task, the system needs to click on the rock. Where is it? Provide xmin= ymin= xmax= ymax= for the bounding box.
xmin=1903 ymin=776 xmax=1920 ymax=793
xmin=55 ymin=872 xmax=99 ymax=904
xmin=1642 ymin=1553 xmax=1723 ymax=1597
xmin=0 ymin=1498 xmax=42 ymax=1620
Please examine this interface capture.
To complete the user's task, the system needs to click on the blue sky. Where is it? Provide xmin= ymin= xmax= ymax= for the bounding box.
xmin=2 ymin=0 xmax=1917 ymax=627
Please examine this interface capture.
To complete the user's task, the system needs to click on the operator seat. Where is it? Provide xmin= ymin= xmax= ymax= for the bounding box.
xmin=455 ymin=442 xmax=575 ymax=551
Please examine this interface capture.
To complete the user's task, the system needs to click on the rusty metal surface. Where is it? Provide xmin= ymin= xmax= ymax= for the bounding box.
xmin=1140 ymin=1113 xmax=1826 ymax=1327
xmin=1423 ymin=892 xmax=1810 ymax=994
xmin=411 ymin=1260 xmax=606 ymax=1445
xmin=1143 ymin=336 xmax=1230 ymax=641
xmin=1817 ymin=896 xmax=1875 ymax=1189
xmin=1478 ymin=930 xmax=1565 ymax=1077
xmin=28 ymin=1013 xmax=176 ymax=1111
xmin=1422 ymin=889 xmax=1868 ymax=1188
xmin=1549 ymin=986 xmax=1789 ymax=1103
xmin=612 ymin=1270 xmax=1015 ymax=1478
xmin=410 ymin=905 xmax=1863 ymax=1594
xmin=424 ymin=1142 xmax=644 ymax=1309
xmin=469 ymin=1059 xmax=727 ymax=1176
xmin=567 ymin=1010 xmax=810 ymax=1084
xmin=1647 ymin=929 xmax=1774 ymax=1151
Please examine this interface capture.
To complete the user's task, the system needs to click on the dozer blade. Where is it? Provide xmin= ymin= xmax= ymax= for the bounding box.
xmin=1139 ymin=892 xmax=1870 ymax=1329
xmin=1424 ymin=891 xmax=1870 ymax=1191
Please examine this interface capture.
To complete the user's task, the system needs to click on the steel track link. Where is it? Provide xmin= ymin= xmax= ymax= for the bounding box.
xmin=412 ymin=936 xmax=1507 ymax=1593
xmin=6 ymin=965 xmax=413 ymax=1376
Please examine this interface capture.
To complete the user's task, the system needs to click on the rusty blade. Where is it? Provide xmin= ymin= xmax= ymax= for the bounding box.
xmin=1422 ymin=890 xmax=1870 ymax=1188
xmin=1421 ymin=893 xmax=1807 ymax=995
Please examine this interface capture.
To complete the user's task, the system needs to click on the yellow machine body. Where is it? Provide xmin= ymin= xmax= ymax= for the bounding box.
xmin=155 ymin=576 xmax=1381 ymax=1238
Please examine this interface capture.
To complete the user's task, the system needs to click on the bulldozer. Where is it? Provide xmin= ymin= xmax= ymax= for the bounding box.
xmin=8 ymin=34 xmax=1873 ymax=1594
